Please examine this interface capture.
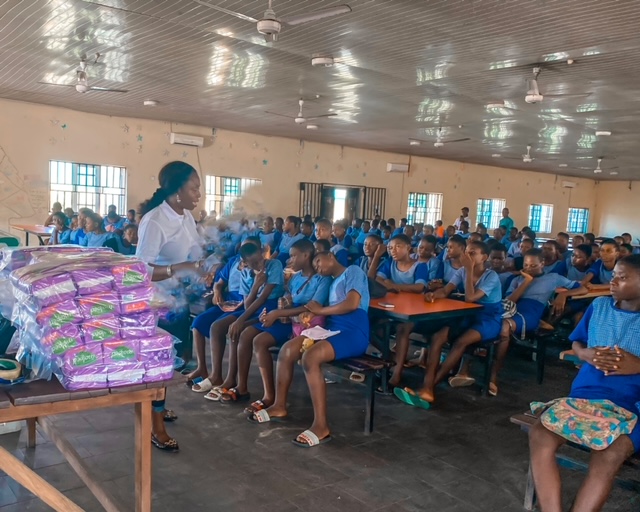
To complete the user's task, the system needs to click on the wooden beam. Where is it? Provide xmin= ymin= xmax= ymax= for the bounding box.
xmin=134 ymin=401 xmax=152 ymax=512
xmin=0 ymin=445 xmax=84 ymax=512
xmin=38 ymin=417 xmax=127 ymax=512
xmin=26 ymin=418 xmax=36 ymax=448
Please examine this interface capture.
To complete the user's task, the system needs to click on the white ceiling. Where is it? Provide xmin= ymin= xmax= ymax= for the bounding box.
xmin=1 ymin=0 xmax=640 ymax=179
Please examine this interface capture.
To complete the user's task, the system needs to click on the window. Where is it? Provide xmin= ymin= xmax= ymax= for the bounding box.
xmin=567 ymin=208 xmax=589 ymax=233
xmin=205 ymin=175 xmax=262 ymax=217
xmin=49 ymin=161 xmax=126 ymax=215
xmin=406 ymin=192 xmax=443 ymax=226
xmin=476 ymin=198 xmax=506 ymax=229
xmin=529 ymin=204 xmax=554 ymax=233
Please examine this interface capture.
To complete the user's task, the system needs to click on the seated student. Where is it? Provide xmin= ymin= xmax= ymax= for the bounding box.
xmin=300 ymin=220 xmax=315 ymax=241
xmin=259 ymin=216 xmax=282 ymax=254
xmin=620 ymin=243 xmax=634 ymax=258
xmin=332 ymin=220 xmax=353 ymax=250
xmin=491 ymin=228 xmax=502 ymax=241
xmin=434 ymin=220 xmax=445 ymax=241
xmin=468 ymin=232 xmax=483 ymax=243
xmin=369 ymin=219 xmax=381 ymax=236
xmin=314 ymin=218 xmax=349 ymax=266
xmin=237 ymin=240 xmax=331 ymax=413
xmin=556 ymin=232 xmax=571 ymax=262
xmin=376 ymin=235 xmax=431 ymax=388
xmin=440 ymin=235 xmax=466 ymax=286
xmin=490 ymin=249 xmax=588 ymax=394
xmin=355 ymin=220 xmax=371 ymax=252
xmin=381 ymin=225 xmax=392 ymax=245
xmin=502 ymin=227 xmax=519 ymax=249
xmin=395 ymin=241 xmax=503 ymax=407
xmin=44 ymin=202 xmax=63 ymax=226
xmin=67 ymin=214 xmax=81 ymax=244
xmin=48 ymin=212 xmax=71 ymax=245
xmin=80 ymin=213 xmax=113 ymax=248
xmin=476 ymin=223 xmax=489 ymax=241
xmin=621 ymin=232 xmax=633 ymax=245
xmin=510 ymin=238 xmax=535 ymax=271
xmin=63 ymin=207 xmax=74 ymax=226
xmin=251 ymin=252 xmax=370 ymax=448
xmin=356 ymin=234 xmax=387 ymax=278
xmin=413 ymin=235 xmax=443 ymax=283
xmin=123 ymin=209 xmax=137 ymax=227
xmin=188 ymin=237 xmax=260 ymax=388
xmin=542 ymin=240 xmax=568 ymax=275
xmin=104 ymin=224 xmax=138 ymax=255
xmin=104 ymin=211 xmax=126 ymax=234
xmin=614 ymin=235 xmax=625 ymax=247
xmin=392 ymin=218 xmax=407 ymax=237
xmin=275 ymin=217 xmax=284 ymax=234
xmin=582 ymin=239 xmax=620 ymax=290
xmin=457 ymin=220 xmax=471 ymax=239
xmin=272 ymin=216 xmax=304 ymax=264
xmin=567 ymin=244 xmax=592 ymax=281
xmin=487 ymin=243 xmax=516 ymax=296
xmin=590 ymin=242 xmax=601 ymax=263
xmin=203 ymin=242 xmax=285 ymax=402
xmin=572 ymin=234 xmax=585 ymax=248
xmin=529 ymin=255 xmax=640 ymax=512
xmin=584 ymin=232 xmax=596 ymax=245
xmin=314 ymin=238 xmax=331 ymax=255
xmin=403 ymin=225 xmax=419 ymax=247
xmin=347 ymin=218 xmax=362 ymax=239
xmin=422 ymin=224 xmax=435 ymax=238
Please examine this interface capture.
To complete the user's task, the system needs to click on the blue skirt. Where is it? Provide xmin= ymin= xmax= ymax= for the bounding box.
xmin=512 ymin=298 xmax=546 ymax=335
xmin=255 ymin=321 xmax=293 ymax=345
xmin=191 ymin=291 xmax=244 ymax=336
xmin=460 ymin=301 xmax=502 ymax=342
xmin=324 ymin=309 xmax=370 ymax=360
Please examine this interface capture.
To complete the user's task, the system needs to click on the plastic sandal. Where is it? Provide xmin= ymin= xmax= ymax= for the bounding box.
xmin=204 ymin=386 xmax=226 ymax=401
xmin=244 ymin=400 xmax=267 ymax=415
xmin=219 ymin=388 xmax=250 ymax=405
xmin=291 ymin=429 xmax=332 ymax=448
xmin=192 ymin=377 xmax=214 ymax=393
xmin=394 ymin=387 xmax=432 ymax=410
xmin=247 ymin=409 xmax=287 ymax=424
xmin=151 ymin=434 xmax=179 ymax=452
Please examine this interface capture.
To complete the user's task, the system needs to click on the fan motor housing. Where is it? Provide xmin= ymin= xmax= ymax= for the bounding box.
xmin=257 ymin=19 xmax=281 ymax=35
xmin=525 ymin=93 xmax=544 ymax=104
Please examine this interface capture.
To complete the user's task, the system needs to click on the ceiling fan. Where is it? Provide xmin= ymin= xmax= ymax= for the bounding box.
xmin=409 ymin=127 xmax=470 ymax=148
xmin=38 ymin=54 xmax=128 ymax=94
xmin=266 ymin=99 xmax=337 ymax=125
xmin=195 ymin=0 xmax=352 ymax=42
xmin=576 ymin=157 xmax=619 ymax=175
xmin=525 ymin=67 xmax=590 ymax=104
xmin=501 ymin=145 xmax=535 ymax=163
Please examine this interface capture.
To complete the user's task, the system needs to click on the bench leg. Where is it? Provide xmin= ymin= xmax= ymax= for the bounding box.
xmin=364 ymin=373 xmax=375 ymax=435
xmin=26 ymin=418 xmax=36 ymax=449
xmin=536 ymin=335 xmax=547 ymax=385
xmin=524 ymin=462 xmax=537 ymax=511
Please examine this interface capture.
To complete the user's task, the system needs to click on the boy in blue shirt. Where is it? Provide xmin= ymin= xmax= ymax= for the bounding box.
xmin=300 ymin=220 xmax=315 ymax=241
xmin=258 ymin=216 xmax=281 ymax=254
xmin=392 ymin=218 xmax=407 ymax=237
xmin=315 ymin=219 xmax=348 ymax=266
xmin=582 ymin=239 xmax=619 ymax=290
xmin=355 ymin=220 xmax=371 ymax=253
xmin=273 ymin=216 xmax=304 ymax=265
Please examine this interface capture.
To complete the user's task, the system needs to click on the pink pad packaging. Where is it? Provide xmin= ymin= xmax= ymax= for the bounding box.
xmin=71 ymin=268 xmax=114 ymax=296
xmin=76 ymin=293 xmax=120 ymax=320
xmin=119 ymin=311 xmax=157 ymax=339
xmin=82 ymin=316 xmax=120 ymax=344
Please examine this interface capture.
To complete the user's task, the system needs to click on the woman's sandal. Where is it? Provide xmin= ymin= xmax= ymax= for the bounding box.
xmin=244 ymin=400 xmax=269 ymax=415
xmin=291 ymin=430 xmax=332 ymax=448
xmin=204 ymin=386 xmax=226 ymax=401
xmin=247 ymin=409 xmax=287 ymax=423
xmin=151 ymin=434 xmax=179 ymax=452
xmin=219 ymin=388 xmax=250 ymax=405
xmin=163 ymin=410 xmax=178 ymax=422
xmin=191 ymin=377 xmax=214 ymax=393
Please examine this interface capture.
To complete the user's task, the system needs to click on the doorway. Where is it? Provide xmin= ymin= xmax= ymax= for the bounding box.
xmin=320 ymin=186 xmax=361 ymax=221
xmin=299 ymin=182 xmax=386 ymax=220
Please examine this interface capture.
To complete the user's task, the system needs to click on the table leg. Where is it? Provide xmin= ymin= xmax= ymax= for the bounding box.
xmin=26 ymin=418 xmax=36 ymax=448
xmin=134 ymin=400 xmax=152 ymax=512
xmin=380 ymin=321 xmax=392 ymax=394
xmin=25 ymin=232 xmax=30 ymax=246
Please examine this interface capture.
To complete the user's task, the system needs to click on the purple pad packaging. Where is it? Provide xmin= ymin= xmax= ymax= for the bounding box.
xmin=119 ymin=311 xmax=157 ymax=339
xmin=119 ymin=287 xmax=152 ymax=315
xmin=143 ymin=361 xmax=174 ymax=383
xmin=112 ymin=261 xmax=150 ymax=290
xmin=36 ymin=300 xmax=82 ymax=330
xmin=71 ymin=268 xmax=114 ymax=296
xmin=139 ymin=332 xmax=173 ymax=363
xmin=59 ymin=364 xmax=108 ymax=390
xmin=42 ymin=324 xmax=83 ymax=356
xmin=77 ymin=293 xmax=120 ymax=320
xmin=103 ymin=340 xmax=140 ymax=365
xmin=14 ymin=272 xmax=77 ymax=308
xmin=107 ymin=362 xmax=145 ymax=387
xmin=82 ymin=316 xmax=120 ymax=344
xmin=59 ymin=342 xmax=104 ymax=373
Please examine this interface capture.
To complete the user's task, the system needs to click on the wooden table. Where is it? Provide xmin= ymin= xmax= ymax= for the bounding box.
xmin=10 ymin=224 xmax=54 ymax=246
xmin=369 ymin=292 xmax=482 ymax=392
xmin=556 ymin=287 xmax=612 ymax=300
xmin=0 ymin=373 xmax=179 ymax=511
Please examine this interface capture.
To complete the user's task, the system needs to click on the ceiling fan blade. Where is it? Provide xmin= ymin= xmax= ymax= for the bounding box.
xmin=89 ymin=86 xmax=128 ymax=93
xmin=265 ymin=111 xmax=297 ymax=119
xmin=37 ymin=81 xmax=75 ymax=88
xmin=305 ymin=113 xmax=338 ymax=120
xmin=543 ymin=93 xmax=591 ymax=99
xmin=441 ymin=138 xmax=470 ymax=144
xmin=193 ymin=0 xmax=259 ymax=23
xmin=281 ymin=4 xmax=352 ymax=25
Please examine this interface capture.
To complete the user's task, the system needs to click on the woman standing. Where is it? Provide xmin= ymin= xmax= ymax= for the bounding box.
xmin=137 ymin=161 xmax=205 ymax=452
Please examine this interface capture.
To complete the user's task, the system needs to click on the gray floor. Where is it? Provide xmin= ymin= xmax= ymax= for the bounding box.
xmin=0 ymin=348 xmax=638 ymax=511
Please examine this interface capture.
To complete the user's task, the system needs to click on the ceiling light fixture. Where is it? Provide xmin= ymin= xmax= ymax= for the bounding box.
xmin=595 ymin=130 xmax=612 ymax=136
xmin=491 ymin=154 xmax=501 ymax=158
xmin=410 ymin=140 xmax=421 ymax=146
xmin=311 ymin=55 xmax=334 ymax=67
xmin=610 ymin=171 xmax=619 ymax=175
xmin=558 ymin=163 xmax=568 ymax=167
xmin=486 ymin=101 xmax=506 ymax=109
xmin=306 ymin=124 xmax=318 ymax=130
xmin=143 ymin=100 xmax=159 ymax=107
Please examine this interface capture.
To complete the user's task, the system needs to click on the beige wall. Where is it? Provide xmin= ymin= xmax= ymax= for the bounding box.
xmin=592 ymin=181 xmax=640 ymax=239
xmin=0 ymin=98 xmax=601 ymax=240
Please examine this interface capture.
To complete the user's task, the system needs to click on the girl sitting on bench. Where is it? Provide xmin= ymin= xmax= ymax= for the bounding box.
xmin=529 ymin=254 xmax=640 ymax=512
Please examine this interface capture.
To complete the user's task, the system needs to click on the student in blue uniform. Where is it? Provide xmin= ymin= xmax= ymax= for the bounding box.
xmin=273 ymin=216 xmax=304 ymax=264
xmin=377 ymin=235 xmax=430 ymax=388
xmin=355 ymin=220 xmax=371 ymax=253
xmin=258 ymin=216 xmax=282 ymax=254
xmin=356 ymin=233 xmax=387 ymax=278
xmin=314 ymin=238 xmax=331 ymax=255
xmin=620 ymin=243 xmax=634 ymax=258
xmin=48 ymin=212 xmax=71 ymax=245
xmin=542 ymin=240 xmax=568 ymax=275
xmin=487 ymin=243 xmax=516 ymax=296
xmin=582 ymin=239 xmax=620 ymax=290
xmin=80 ymin=213 xmax=113 ymax=248
xmin=332 ymin=220 xmax=353 ymax=250
xmin=441 ymin=235 xmax=466 ymax=291
xmin=556 ymin=231 xmax=572 ymax=263
xmin=237 ymin=239 xmax=331 ymax=413
xmin=347 ymin=218 xmax=362 ymax=239
xmin=529 ymin=255 xmax=640 ymax=512
xmin=189 ymin=237 xmax=262 ymax=390
xmin=396 ymin=241 xmax=503 ymax=407
xmin=392 ymin=218 xmax=407 ymax=237
xmin=104 ymin=224 xmax=138 ymax=255
xmin=104 ymin=211 xmax=126 ymax=234
xmin=567 ymin=244 xmax=592 ymax=281
xmin=457 ymin=220 xmax=471 ymax=239
xmin=300 ymin=220 xmax=314 ymax=241
xmin=369 ymin=219 xmax=381 ymax=236
xmin=203 ymin=242 xmax=285 ymax=402
xmin=381 ymin=225 xmax=392 ymax=245
xmin=251 ymin=252 xmax=370 ymax=449
xmin=315 ymin=218 xmax=349 ymax=266
xmin=412 ymin=235 xmax=443 ymax=284
xmin=490 ymin=248 xmax=587 ymax=395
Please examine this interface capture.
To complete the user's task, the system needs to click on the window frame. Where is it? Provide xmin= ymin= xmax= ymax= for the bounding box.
xmin=528 ymin=203 xmax=554 ymax=234
xmin=566 ymin=208 xmax=589 ymax=234
xmin=406 ymin=192 xmax=443 ymax=226
xmin=205 ymin=175 xmax=262 ymax=217
xmin=475 ymin=198 xmax=506 ymax=229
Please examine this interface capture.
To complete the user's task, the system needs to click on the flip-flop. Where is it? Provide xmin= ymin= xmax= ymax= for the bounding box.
xmin=291 ymin=429 xmax=332 ymax=448
xmin=394 ymin=387 xmax=432 ymax=410
xmin=220 ymin=388 xmax=251 ymax=405
xmin=489 ymin=383 xmax=498 ymax=397
xmin=204 ymin=386 xmax=226 ymax=401
xmin=448 ymin=375 xmax=476 ymax=388
xmin=191 ymin=377 xmax=214 ymax=393
xmin=244 ymin=400 xmax=269 ymax=415
xmin=247 ymin=409 xmax=287 ymax=424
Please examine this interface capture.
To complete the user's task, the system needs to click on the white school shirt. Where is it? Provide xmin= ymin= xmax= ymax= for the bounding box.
xmin=136 ymin=201 xmax=203 ymax=266
xmin=454 ymin=216 xmax=470 ymax=229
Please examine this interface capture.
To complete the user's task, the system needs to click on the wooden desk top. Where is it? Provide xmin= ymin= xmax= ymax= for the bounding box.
xmin=369 ymin=292 xmax=481 ymax=321
xmin=557 ymin=287 xmax=611 ymax=299
xmin=10 ymin=224 xmax=54 ymax=235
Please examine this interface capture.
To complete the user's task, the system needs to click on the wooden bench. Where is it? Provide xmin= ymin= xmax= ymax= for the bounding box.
xmin=511 ymin=412 xmax=640 ymax=511
xmin=269 ymin=347 xmax=394 ymax=435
